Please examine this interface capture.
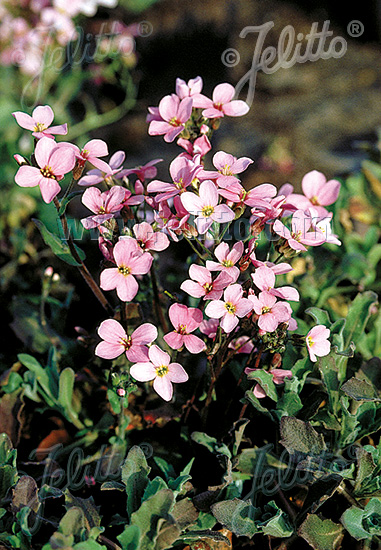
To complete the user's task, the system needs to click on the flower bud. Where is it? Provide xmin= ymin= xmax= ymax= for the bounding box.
xmin=14 ymin=154 xmax=29 ymax=166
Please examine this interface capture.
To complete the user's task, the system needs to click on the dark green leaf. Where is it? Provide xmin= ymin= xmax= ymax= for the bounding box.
xmin=298 ymin=514 xmax=344 ymax=550
xmin=122 ymin=446 xmax=151 ymax=518
xmin=33 ymin=218 xmax=85 ymax=266
xmin=280 ymin=417 xmax=326 ymax=456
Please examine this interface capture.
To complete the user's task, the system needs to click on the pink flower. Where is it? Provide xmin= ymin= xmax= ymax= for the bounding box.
xmin=250 ymin=291 xmax=292 ymax=333
xmin=14 ymin=137 xmax=76 ymax=203
xmin=193 ymin=83 xmax=249 ymax=118
xmin=199 ymin=318 xmax=220 ymax=339
xmin=202 ymin=151 xmax=253 ymax=188
xmin=246 ymin=368 xmax=293 ymax=398
xmin=95 ymin=319 xmax=157 ymax=362
xmin=205 ymin=284 xmax=253 ymax=333
xmin=206 ymin=241 xmax=244 ymax=283
xmin=121 ymin=189 xmax=145 ymax=208
xmin=273 ymin=209 xmax=325 ymax=252
xmin=132 ymin=222 xmax=170 ymax=252
xmin=306 ymin=325 xmax=331 ymax=362
xmin=250 ymin=251 xmax=293 ymax=275
xmin=100 ymin=238 xmax=153 ymax=301
xmin=12 ymin=105 xmax=67 ymax=139
xmin=180 ymin=264 xmax=231 ymax=300
xmin=178 ymin=135 xmax=212 ymax=158
xmin=252 ymin=266 xmax=299 ymax=302
xmin=147 ymin=156 xmax=201 ymax=202
xmin=250 ymin=195 xmax=287 ymax=225
xmin=148 ymin=95 xmax=193 ymax=142
xmin=181 ymin=180 xmax=235 ymax=234
xmin=228 ymin=336 xmax=254 ymax=354
xmin=81 ymin=186 xmax=125 ymax=229
xmin=78 ymin=150 xmax=127 ymax=186
xmin=121 ymin=158 xmax=163 ymax=183
xmin=130 ymin=345 xmax=188 ymax=401
xmin=164 ymin=304 xmax=206 ymax=354
xmin=218 ymin=182 xmax=277 ymax=209
xmin=286 ymin=171 xmax=341 ymax=217
xmin=72 ymin=139 xmax=110 ymax=172
xmin=309 ymin=209 xmax=341 ymax=246
xmin=176 ymin=76 xmax=203 ymax=98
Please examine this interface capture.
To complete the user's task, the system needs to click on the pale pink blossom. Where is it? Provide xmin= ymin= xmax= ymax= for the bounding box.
xmin=71 ymin=139 xmax=110 ymax=172
xmin=95 ymin=319 xmax=157 ymax=362
xmin=285 ymin=171 xmax=341 ymax=217
xmin=219 ymin=182 xmax=277 ymax=208
xmin=132 ymin=222 xmax=170 ymax=251
xmin=250 ymin=251 xmax=293 ymax=275
xmin=245 ymin=368 xmax=293 ymax=398
xmin=273 ymin=209 xmax=326 ymax=252
xmin=147 ymin=156 xmax=201 ymax=202
xmin=178 ymin=135 xmax=212 ymax=158
xmin=100 ymin=239 xmax=153 ymax=302
xmin=309 ymin=209 xmax=341 ymax=246
xmin=121 ymin=158 xmax=163 ymax=182
xmin=78 ymin=150 xmax=127 ymax=186
xmin=193 ymin=83 xmax=249 ymax=118
xmin=81 ymin=186 xmax=125 ymax=229
xmin=176 ymin=76 xmax=203 ymax=99
xmin=180 ymin=264 xmax=231 ymax=300
xmin=148 ymin=95 xmax=193 ymax=142
xmin=181 ymin=180 xmax=235 ymax=234
xmin=252 ymin=266 xmax=299 ymax=301
xmin=205 ymin=284 xmax=253 ymax=333
xmin=250 ymin=291 xmax=292 ymax=333
xmin=201 ymin=151 xmax=253 ymax=188
xmin=228 ymin=336 xmax=254 ymax=354
xmin=199 ymin=318 xmax=219 ymax=339
xmin=14 ymin=137 xmax=75 ymax=203
xmin=130 ymin=345 xmax=188 ymax=401
xmin=206 ymin=241 xmax=244 ymax=283
xmin=306 ymin=325 xmax=331 ymax=362
xmin=12 ymin=105 xmax=67 ymax=139
xmin=164 ymin=304 xmax=205 ymax=354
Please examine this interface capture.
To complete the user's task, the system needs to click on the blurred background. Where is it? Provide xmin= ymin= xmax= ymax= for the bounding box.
xmin=0 ymin=0 xmax=380 ymax=362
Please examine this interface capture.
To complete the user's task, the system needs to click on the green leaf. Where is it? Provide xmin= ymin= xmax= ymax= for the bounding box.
xmin=306 ymin=308 xmax=332 ymax=327
xmin=211 ymin=499 xmax=258 ymax=538
xmin=130 ymin=489 xmax=174 ymax=549
xmin=341 ymin=377 xmax=381 ymax=401
xmin=298 ymin=514 xmax=344 ymax=550
xmin=342 ymin=291 xmax=378 ymax=350
xmin=341 ymin=506 xmax=371 ymax=540
xmin=117 ymin=524 xmax=141 ymax=550
xmin=143 ymin=476 xmax=168 ymax=501
xmin=317 ymin=352 xmax=340 ymax=416
xmin=58 ymin=368 xmax=75 ymax=410
xmin=247 ymin=370 xmax=278 ymax=402
xmin=275 ymin=391 xmax=303 ymax=418
xmin=122 ymin=446 xmax=151 ymax=518
xmin=64 ymin=492 xmax=101 ymax=532
xmin=58 ymin=192 xmax=83 ymax=216
xmin=33 ymin=218 xmax=86 ymax=266
xmin=280 ymin=417 xmax=326 ymax=456
xmin=191 ymin=432 xmax=231 ymax=458
xmin=261 ymin=501 xmax=293 ymax=538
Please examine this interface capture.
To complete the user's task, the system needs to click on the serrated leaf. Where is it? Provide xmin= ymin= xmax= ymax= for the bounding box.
xmin=211 ymin=499 xmax=258 ymax=537
xmin=299 ymin=514 xmax=344 ymax=550
xmin=280 ymin=417 xmax=326 ymax=456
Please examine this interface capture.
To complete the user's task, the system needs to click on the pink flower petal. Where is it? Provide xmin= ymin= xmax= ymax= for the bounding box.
xmin=116 ymin=274 xmax=139 ymax=302
xmin=12 ymin=111 xmax=35 ymax=130
xmin=149 ymin=345 xmax=170 ymax=367
xmin=220 ymin=312 xmax=238 ymax=333
xmin=95 ymin=341 xmax=125 ymax=359
xmin=130 ymin=362 xmax=156 ymax=381
xmin=15 ymin=166 xmax=42 ymax=187
xmin=100 ymin=268 xmax=122 ymax=291
xmin=98 ymin=319 xmax=126 ymax=342
xmin=49 ymin=145 xmax=76 ymax=175
xmin=212 ymin=83 xmax=235 ymax=104
xmin=39 ymin=177 xmax=61 ymax=203
xmin=131 ymin=323 xmax=158 ymax=345
xmin=301 ymin=170 xmax=327 ymax=199
xmin=163 ymin=331 xmax=184 ymax=350
xmin=223 ymin=100 xmax=250 ymax=117
xmin=168 ymin=362 xmax=189 ymax=383
xmin=205 ymin=300 xmax=226 ymax=319
xmin=34 ymin=137 xmax=57 ymax=168
xmin=153 ymin=376 xmax=173 ymax=401
xmin=32 ymin=105 xmax=54 ymax=127
xmin=183 ymin=334 xmax=205 ymax=353
xmin=159 ymin=94 xmax=180 ymax=122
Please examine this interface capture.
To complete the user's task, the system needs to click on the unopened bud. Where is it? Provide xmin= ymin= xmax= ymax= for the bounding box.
xmin=117 ymin=388 xmax=126 ymax=397
xmin=14 ymin=154 xmax=29 ymax=166
xmin=44 ymin=266 xmax=54 ymax=277
xmin=73 ymin=160 xmax=85 ymax=180
xmin=52 ymin=273 xmax=60 ymax=282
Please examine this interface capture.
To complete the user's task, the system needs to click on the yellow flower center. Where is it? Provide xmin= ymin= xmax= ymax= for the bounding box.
xmin=155 ymin=365 xmax=169 ymax=377
xmin=291 ymin=230 xmax=302 ymax=241
xmin=311 ymin=196 xmax=320 ymax=205
xmin=262 ymin=306 xmax=272 ymax=314
xmin=174 ymin=178 xmax=184 ymax=189
xmin=40 ymin=165 xmax=56 ymax=179
xmin=121 ymin=336 xmax=132 ymax=349
xmin=34 ymin=122 xmax=46 ymax=132
xmin=307 ymin=336 xmax=314 ymax=346
xmin=225 ymin=301 xmax=236 ymax=314
xmin=118 ymin=265 xmax=131 ymax=276
xmin=222 ymin=259 xmax=233 ymax=267
xmin=222 ymin=164 xmax=233 ymax=176
xmin=99 ymin=206 xmax=106 ymax=214
xmin=202 ymin=205 xmax=214 ymax=217
xmin=203 ymin=282 xmax=213 ymax=292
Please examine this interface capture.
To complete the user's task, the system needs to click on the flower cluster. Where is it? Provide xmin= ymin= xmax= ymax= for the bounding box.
xmin=13 ymin=76 xmax=340 ymax=402
xmin=0 ymin=0 xmax=136 ymax=76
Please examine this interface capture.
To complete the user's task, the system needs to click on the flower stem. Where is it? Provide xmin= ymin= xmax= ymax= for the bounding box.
xmin=53 ymin=198 xmax=114 ymax=315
